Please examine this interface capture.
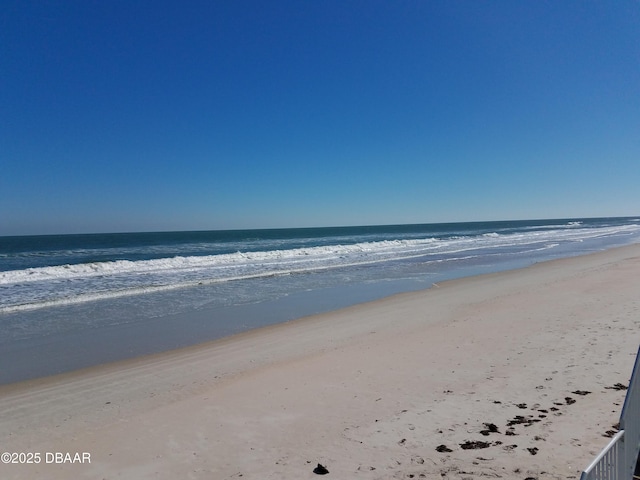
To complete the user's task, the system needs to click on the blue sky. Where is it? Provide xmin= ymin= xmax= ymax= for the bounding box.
xmin=2 ymin=1 xmax=639 ymax=235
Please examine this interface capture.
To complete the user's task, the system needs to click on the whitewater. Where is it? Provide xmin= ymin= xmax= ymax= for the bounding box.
xmin=2 ymin=217 xmax=640 ymax=384
xmin=0 ymin=219 xmax=640 ymax=314
xmin=1 ymin=217 xmax=639 ymax=341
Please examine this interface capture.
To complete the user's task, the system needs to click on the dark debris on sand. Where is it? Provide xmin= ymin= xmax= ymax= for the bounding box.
xmin=460 ymin=440 xmax=491 ymax=450
xmin=436 ymin=444 xmax=453 ymax=453
xmin=603 ymin=423 xmax=621 ymax=438
xmin=507 ymin=415 xmax=541 ymax=427
xmin=313 ymin=464 xmax=329 ymax=475
xmin=572 ymin=390 xmax=591 ymax=396
xmin=605 ymin=383 xmax=628 ymax=391
xmin=479 ymin=422 xmax=500 ymax=436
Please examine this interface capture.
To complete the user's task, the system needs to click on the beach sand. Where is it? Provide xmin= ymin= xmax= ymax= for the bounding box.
xmin=1 ymin=244 xmax=638 ymax=479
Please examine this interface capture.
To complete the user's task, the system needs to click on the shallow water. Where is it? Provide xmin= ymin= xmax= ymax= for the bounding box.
xmin=1 ymin=217 xmax=639 ymax=384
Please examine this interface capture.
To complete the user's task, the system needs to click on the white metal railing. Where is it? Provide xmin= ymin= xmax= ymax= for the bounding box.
xmin=580 ymin=431 xmax=625 ymax=480
xmin=581 ymin=345 xmax=640 ymax=480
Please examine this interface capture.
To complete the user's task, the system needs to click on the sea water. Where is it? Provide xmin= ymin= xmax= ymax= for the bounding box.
xmin=1 ymin=217 xmax=639 ymax=383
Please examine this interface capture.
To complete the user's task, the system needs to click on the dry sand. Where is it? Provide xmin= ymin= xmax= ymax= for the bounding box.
xmin=1 ymin=244 xmax=639 ymax=480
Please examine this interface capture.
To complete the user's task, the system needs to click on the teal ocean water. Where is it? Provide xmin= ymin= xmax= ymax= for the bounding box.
xmin=1 ymin=217 xmax=639 ymax=383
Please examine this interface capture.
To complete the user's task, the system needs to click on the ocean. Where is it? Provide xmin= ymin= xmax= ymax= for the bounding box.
xmin=1 ymin=217 xmax=639 ymax=384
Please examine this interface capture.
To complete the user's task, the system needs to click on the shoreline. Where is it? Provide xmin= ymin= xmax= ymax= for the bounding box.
xmin=0 ymin=244 xmax=640 ymax=391
xmin=0 ymin=275 xmax=432 ymax=385
xmin=1 ymin=243 xmax=639 ymax=479
xmin=1 ymin=240 xmax=637 ymax=386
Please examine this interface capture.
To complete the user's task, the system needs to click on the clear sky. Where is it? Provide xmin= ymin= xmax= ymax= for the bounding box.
xmin=2 ymin=1 xmax=639 ymax=235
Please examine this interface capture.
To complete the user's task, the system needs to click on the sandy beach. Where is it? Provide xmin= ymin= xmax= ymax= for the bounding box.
xmin=1 ymin=244 xmax=638 ymax=480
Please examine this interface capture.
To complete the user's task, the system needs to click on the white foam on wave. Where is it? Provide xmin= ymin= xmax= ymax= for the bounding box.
xmin=0 ymin=250 xmax=477 ymax=314
xmin=523 ymin=221 xmax=584 ymax=231
xmin=2 ymin=222 xmax=639 ymax=313
xmin=0 ymin=238 xmax=441 ymax=285
xmin=3 ymin=223 xmax=640 ymax=287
